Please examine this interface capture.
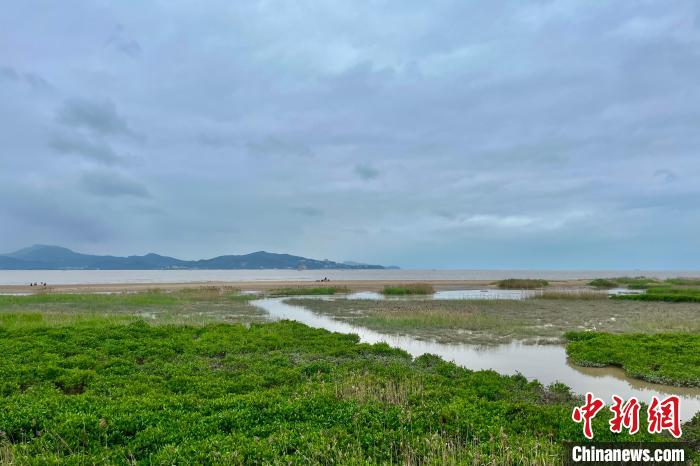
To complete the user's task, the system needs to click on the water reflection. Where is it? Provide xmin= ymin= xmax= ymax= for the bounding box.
xmin=345 ymin=289 xmax=536 ymax=300
xmin=253 ymin=297 xmax=700 ymax=422
xmin=346 ymin=288 xmax=633 ymax=300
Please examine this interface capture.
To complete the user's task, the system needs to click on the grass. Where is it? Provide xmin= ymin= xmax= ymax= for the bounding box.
xmin=565 ymin=332 xmax=700 ymax=387
xmin=287 ymin=298 xmax=700 ymax=345
xmin=588 ymin=278 xmax=618 ymax=289
xmin=268 ymin=286 xmax=350 ymax=297
xmin=0 ymin=313 xmax=659 ymax=464
xmin=537 ymin=289 xmax=608 ymax=300
xmin=0 ymin=288 xmax=266 ymax=327
xmin=610 ymin=276 xmax=661 ymax=289
xmin=587 ymin=276 xmax=700 ymax=290
xmin=381 ymin=283 xmax=435 ymax=295
xmin=613 ymin=287 xmax=700 ymax=303
xmin=665 ymin=277 xmax=700 ymax=286
xmin=495 ymin=279 xmax=548 ymax=289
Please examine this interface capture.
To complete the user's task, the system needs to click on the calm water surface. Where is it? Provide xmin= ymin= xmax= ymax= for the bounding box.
xmin=253 ymin=297 xmax=700 ymax=422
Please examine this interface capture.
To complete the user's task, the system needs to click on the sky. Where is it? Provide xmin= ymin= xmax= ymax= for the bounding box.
xmin=1 ymin=0 xmax=699 ymax=269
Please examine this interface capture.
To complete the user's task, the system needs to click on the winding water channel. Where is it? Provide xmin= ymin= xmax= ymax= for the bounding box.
xmin=252 ymin=296 xmax=700 ymax=422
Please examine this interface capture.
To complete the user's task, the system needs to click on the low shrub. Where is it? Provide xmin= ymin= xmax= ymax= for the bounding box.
xmin=0 ymin=315 xmax=655 ymax=463
xmin=588 ymin=278 xmax=618 ymax=289
xmin=496 ymin=279 xmax=548 ymax=289
xmin=382 ymin=283 xmax=435 ymax=295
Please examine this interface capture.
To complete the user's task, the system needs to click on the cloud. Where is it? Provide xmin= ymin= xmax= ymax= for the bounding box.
xmin=0 ymin=65 xmax=51 ymax=90
xmin=1 ymin=0 xmax=700 ymax=267
xmin=48 ymin=133 xmax=123 ymax=165
xmin=80 ymin=171 xmax=150 ymax=198
xmin=103 ymin=25 xmax=142 ymax=58
xmin=354 ymin=163 xmax=380 ymax=180
xmin=246 ymin=137 xmax=312 ymax=158
xmin=56 ymin=98 xmax=132 ymax=137
xmin=653 ymin=169 xmax=678 ymax=183
xmin=0 ymin=184 xmax=112 ymax=244
xmin=0 ymin=65 xmax=18 ymax=80
xmin=116 ymin=40 xmax=142 ymax=57
xmin=291 ymin=206 xmax=324 ymax=217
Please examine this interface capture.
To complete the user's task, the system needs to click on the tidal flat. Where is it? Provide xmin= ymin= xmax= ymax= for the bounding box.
xmin=286 ymin=297 xmax=700 ymax=346
xmin=0 ymin=287 xmax=268 ymax=328
xmin=1 ymin=288 xmax=699 ymax=463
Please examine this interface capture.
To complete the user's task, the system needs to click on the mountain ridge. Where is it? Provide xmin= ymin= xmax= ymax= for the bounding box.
xmin=0 ymin=245 xmax=389 ymax=270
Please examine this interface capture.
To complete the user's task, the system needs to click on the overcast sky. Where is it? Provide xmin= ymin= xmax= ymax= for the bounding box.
xmin=2 ymin=1 xmax=699 ymax=269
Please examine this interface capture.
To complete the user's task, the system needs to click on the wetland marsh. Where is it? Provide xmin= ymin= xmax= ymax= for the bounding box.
xmin=287 ymin=297 xmax=700 ymax=345
xmin=1 ymin=284 xmax=699 ymax=462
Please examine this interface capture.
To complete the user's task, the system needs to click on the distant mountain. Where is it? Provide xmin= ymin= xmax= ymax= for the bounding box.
xmin=343 ymin=260 xmax=400 ymax=270
xmin=0 ymin=245 xmax=389 ymax=270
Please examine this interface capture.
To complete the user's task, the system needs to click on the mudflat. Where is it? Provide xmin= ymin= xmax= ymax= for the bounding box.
xmin=288 ymin=297 xmax=700 ymax=345
xmin=0 ymin=278 xmax=589 ymax=294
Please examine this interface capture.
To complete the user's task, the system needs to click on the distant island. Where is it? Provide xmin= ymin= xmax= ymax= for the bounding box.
xmin=0 ymin=245 xmax=393 ymax=270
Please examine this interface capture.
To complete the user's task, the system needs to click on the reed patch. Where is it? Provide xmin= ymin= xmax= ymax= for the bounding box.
xmin=381 ymin=283 xmax=435 ymax=295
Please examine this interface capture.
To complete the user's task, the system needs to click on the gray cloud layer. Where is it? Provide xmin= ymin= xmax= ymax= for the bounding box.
xmin=1 ymin=0 xmax=699 ymax=268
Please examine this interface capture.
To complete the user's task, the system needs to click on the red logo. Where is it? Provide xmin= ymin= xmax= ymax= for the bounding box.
xmin=572 ymin=392 xmax=605 ymax=439
xmin=609 ymin=395 xmax=640 ymax=434
xmin=572 ymin=394 xmax=682 ymax=439
xmin=647 ymin=395 xmax=682 ymax=438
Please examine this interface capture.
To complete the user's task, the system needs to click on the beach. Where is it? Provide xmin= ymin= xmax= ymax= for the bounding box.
xmin=0 ymin=278 xmax=592 ymax=294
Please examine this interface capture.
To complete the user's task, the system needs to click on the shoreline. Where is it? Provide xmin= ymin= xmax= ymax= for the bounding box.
xmin=0 ymin=278 xmax=590 ymax=294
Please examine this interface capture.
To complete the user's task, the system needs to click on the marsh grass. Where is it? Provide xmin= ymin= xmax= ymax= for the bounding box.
xmin=588 ymin=278 xmax=618 ymax=289
xmin=566 ymin=332 xmax=700 ymax=387
xmin=0 ymin=311 xmax=136 ymax=330
xmin=613 ymin=287 xmax=700 ymax=303
xmin=586 ymin=276 xmax=698 ymax=290
xmin=382 ymin=283 xmax=435 ymax=295
xmin=665 ymin=277 xmax=700 ymax=286
xmin=495 ymin=279 xmax=548 ymax=289
xmin=268 ymin=286 xmax=350 ymax=297
xmin=536 ymin=289 xmax=608 ymax=300
xmin=334 ymin=373 xmax=425 ymax=407
xmin=610 ymin=276 xmax=661 ymax=289
xmin=0 ymin=287 xmax=266 ymax=326
xmin=288 ymin=298 xmax=700 ymax=345
xmin=0 ymin=441 xmax=12 ymax=466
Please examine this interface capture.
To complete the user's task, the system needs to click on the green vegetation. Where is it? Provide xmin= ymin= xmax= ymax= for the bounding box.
xmin=588 ymin=278 xmax=618 ymax=289
xmin=496 ymin=279 xmax=548 ymax=289
xmin=665 ymin=277 xmax=700 ymax=286
xmin=566 ymin=332 xmax=700 ymax=387
xmin=0 ymin=314 xmax=656 ymax=464
xmin=686 ymin=413 xmax=700 ymax=453
xmin=286 ymin=298 xmax=700 ymax=345
xmin=381 ymin=283 xmax=435 ymax=295
xmin=587 ymin=276 xmax=700 ymax=290
xmin=0 ymin=287 xmax=251 ymax=309
xmin=537 ymin=289 xmax=607 ymax=300
xmin=613 ymin=287 xmax=700 ymax=303
xmin=268 ymin=286 xmax=350 ymax=297
xmin=610 ymin=276 xmax=661 ymax=290
xmin=0 ymin=288 xmax=265 ymax=326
